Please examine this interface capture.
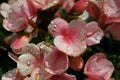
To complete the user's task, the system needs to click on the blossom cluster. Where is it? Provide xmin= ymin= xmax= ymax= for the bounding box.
xmin=0 ymin=0 xmax=119 ymax=80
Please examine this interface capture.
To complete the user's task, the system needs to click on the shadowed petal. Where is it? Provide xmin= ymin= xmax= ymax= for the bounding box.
xmin=105 ymin=22 xmax=120 ymax=41
xmin=44 ymin=48 xmax=69 ymax=74
xmin=69 ymin=56 xmax=84 ymax=71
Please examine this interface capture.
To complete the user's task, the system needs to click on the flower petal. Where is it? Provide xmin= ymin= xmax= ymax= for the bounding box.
xmin=103 ymin=0 xmax=120 ymax=22
xmin=44 ymin=48 xmax=68 ymax=74
xmin=54 ymin=19 xmax=87 ymax=57
xmin=105 ymin=22 xmax=120 ymax=41
xmin=84 ymin=53 xmax=114 ymax=80
xmin=54 ymin=35 xmax=86 ymax=57
xmin=46 ymin=73 xmax=77 ymax=80
xmin=18 ymin=0 xmax=37 ymax=18
xmin=72 ymin=0 xmax=87 ymax=13
xmin=48 ymin=18 xmax=69 ymax=37
xmin=2 ymin=3 xmax=28 ymax=32
xmin=86 ymin=21 xmax=104 ymax=46
xmin=17 ymin=54 xmax=35 ymax=76
xmin=10 ymin=35 xmax=30 ymax=53
xmin=87 ymin=1 xmax=100 ymax=19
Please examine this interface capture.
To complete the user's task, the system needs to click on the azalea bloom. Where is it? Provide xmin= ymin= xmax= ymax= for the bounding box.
xmin=48 ymin=18 xmax=103 ymax=57
xmin=8 ymin=42 xmax=76 ymax=79
xmin=2 ymin=0 xmax=36 ymax=32
xmin=84 ymin=53 xmax=114 ymax=80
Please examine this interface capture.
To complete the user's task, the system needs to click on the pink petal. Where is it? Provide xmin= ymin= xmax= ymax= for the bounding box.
xmin=103 ymin=0 xmax=120 ymax=22
xmin=86 ymin=21 xmax=104 ymax=46
xmin=85 ymin=77 xmax=104 ymax=80
xmin=18 ymin=0 xmax=37 ymax=18
xmin=44 ymin=47 xmax=69 ymax=74
xmin=69 ymin=56 xmax=84 ymax=71
xmin=8 ymin=0 xmax=17 ymax=5
xmin=48 ymin=18 xmax=69 ymax=37
xmin=2 ymin=4 xmax=28 ymax=32
xmin=105 ymin=22 xmax=120 ymax=41
xmin=84 ymin=53 xmax=114 ymax=80
xmin=46 ymin=73 xmax=77 ymax=80
xmin=3 ymin=17 xmax=28 ymax=32
xmin=54 ymin=19 xmax=87 ymax=57
xmin=54 ymin=35 xmax=86 ymax=57
xmin=72 ymin=0 xmax=87 ymax=13
xmin=10 ymin=35 xmax=30 ymax=53
xmin=61 ymin=0 xmax=75 ymax=13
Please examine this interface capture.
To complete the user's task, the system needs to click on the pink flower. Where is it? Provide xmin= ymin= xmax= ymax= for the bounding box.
xmin=13 ymin=42 xmax=73 ymax=79
xmin=2 ymin=0 xmax=36 ymax=32
xmin=84 ymin=53 xmax=114 ymax=80
xmin=48 ymin=18 xmax=103 ymax=57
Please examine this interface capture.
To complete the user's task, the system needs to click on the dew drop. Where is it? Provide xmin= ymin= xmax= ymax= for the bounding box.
xmin=27 ymin=61 xmax=31 ymax=66
xmin=51 ymin=21 xmax=54 ymax=24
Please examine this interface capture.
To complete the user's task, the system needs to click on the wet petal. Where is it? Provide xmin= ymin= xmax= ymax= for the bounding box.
xmin=54 ymin=19 xmax=87 ymax=57
xmin=86 ymin=21 xmax=104 ymax=46
xmin=17 ymin=54 xmax=35 ymax=76
xmin=44 ymin=48 xmax=68 ymax=74
xmin=48 ymin=18 xmax=69 ymax=37
xmin=21 ymin=43 xmax=40 ymax=55
xmin=84 ymin=53 xmax=114 ymax=80
xmin=2 ymin=69 xmax=17 ymax=80
xmin=103 ymin=0 xmax=120 ymax=22
xmin=54 ymin=35 xmax=86 ymax=57
xmin=2 ymin=3 xmax=28 ymax=32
